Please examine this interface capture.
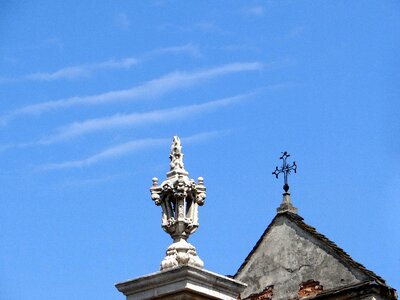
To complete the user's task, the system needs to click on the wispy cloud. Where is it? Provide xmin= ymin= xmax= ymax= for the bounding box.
xmin=2 ymin=56 xmax=18 ymax=64
xmin=42 ymin=38 xmax=64 ymax=51
xmin=61 ymin=172 xmax=131 ymax=187
xmin=158 ymin=21 xmax=229 ymax=35
xmin=114 ymin=13 xmax=130 ymax=30
xmin=193 ymin=21 xmax=228 ymax=34
xmin=2 ymin=62 xmax=262 ymax=123
xmin=147 ymin=43 xmax=202 ymax=58
xmin=219 ymin=44 xmax=261 ymax=53
xmin=0 ymin=77 xmax=20 ymax=84
xmin=39 ymin=131 xmax=223 ymax=170
xmin=0 ymin=57 xmax=137 ymax=85
xmin=38 ymin=93 xmax=252 ymax=144
xmin=40 ymin=138 xmax=168 ymax=170
xmin=243 ymin=5 xmax=265 ymax=17
xmin=0 ymin=43 xmax=200 ymax=86
xmin=0 ymin=37 xmax=64 ymax=53
xmin=0 ymin=144 xmax=13 ymax=152
xmin=1 ymin=82 xmax=296 ymax=151
xmin=287 ymin=26 xmax=306 ymax=39
xmin=26 ymin=57 xmax=138 ymax=81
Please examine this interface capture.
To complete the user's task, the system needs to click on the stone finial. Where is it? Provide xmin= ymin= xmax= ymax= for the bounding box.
xmin=277 ymin=192 xmax=298 ymax=214
xmin=167 ymin=136 xmax=188 ymax=178
xmin=150 ymin=136 xmax=206 ymax=271
xmin=273 ymin=151 xmax=298 ymax=214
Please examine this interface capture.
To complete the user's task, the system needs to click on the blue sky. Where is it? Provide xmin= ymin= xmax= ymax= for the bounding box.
xmin=0 ymin=1 xmax=399 ymax=299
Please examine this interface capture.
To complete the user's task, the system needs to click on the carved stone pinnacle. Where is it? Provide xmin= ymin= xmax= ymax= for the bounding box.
xmin=167 ymin=136 xmax=188 ymax=178
xmin=150 ymin=136 xmax=206 ymax=271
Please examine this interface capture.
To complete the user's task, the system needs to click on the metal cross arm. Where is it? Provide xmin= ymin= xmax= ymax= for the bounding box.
xmin=272 ymin=151 xmax=297 ymax=193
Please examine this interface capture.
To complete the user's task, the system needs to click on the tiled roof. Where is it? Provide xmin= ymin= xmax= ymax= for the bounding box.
xmin=242 ymin=281 xmax=397 ymax=300
xmin=309 ymin=280 xmax=397 ymax=299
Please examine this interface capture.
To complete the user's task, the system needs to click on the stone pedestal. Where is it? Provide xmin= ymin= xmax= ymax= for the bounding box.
xmin=277 ymin=192 xmax=298 ymax=214
xmin=115 ymin=265 xmax=247 ymax=300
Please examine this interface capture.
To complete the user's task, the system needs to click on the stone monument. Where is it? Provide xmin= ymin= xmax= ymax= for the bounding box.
xmin=150 ymin=136 xmax=206 ymax=271
xmin=115 ymin=136 xmax=246 ymax=300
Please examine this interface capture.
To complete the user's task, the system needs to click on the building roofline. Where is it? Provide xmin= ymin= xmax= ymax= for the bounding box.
xmin=241 ymin=281 xmax=397 ymax=300
xmin=310 ymin=280 xmax=397 ymax=300
xmin=233 ymin=211 xmax=389 ymax=288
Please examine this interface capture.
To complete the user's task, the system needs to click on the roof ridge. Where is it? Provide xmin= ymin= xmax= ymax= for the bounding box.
xmin=233 ymin=214 xmax=280 ymax=277
xmin=311 ymin=280 xmax=397 ymax=299
xmin=233 ymin=212 xmax=387 ymax=286
xmin=242 ymin=281 xmax=397 ymax=300
xmin=284 ymin=212 xmax=386 ymax=285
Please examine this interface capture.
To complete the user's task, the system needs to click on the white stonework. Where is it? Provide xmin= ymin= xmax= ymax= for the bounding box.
xmin=115 ymin=265 xmax=247 ymax=300
xmin=150 ymin=136 xmax=206 ymax=271
xmin=116 ymin=137 xmax=247 ymax=300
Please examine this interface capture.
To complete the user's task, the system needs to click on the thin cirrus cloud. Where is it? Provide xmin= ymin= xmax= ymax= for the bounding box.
xmin=39 ymin=131 xmax=223 ymax=170
xmin=146 ymin=43 xmax=202 ymax=58
xmin=114 ymin=13 xmax=130 ymax=30
xmin=25 ymin=57 xmax=138 ymax=81
xmin=159 ymin=21 xmax=229 ymax=35
xmin=0 ymin=43 xmax=201 ymax=85
xmin=2 ymin=62 xmax=263 ymax=123
xmin=244 ymin=5 xmax=265 ymax=17
xmin=39 ymin=92 xmax=253 ymax=144
xmin=0 ymin=57 xmax=137 ymax=85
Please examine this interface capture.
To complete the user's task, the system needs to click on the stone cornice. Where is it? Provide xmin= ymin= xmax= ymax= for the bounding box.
xmin=115 ymin=265 xmax=247 ymax=300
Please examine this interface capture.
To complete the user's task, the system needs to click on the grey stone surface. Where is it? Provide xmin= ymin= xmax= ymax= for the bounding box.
xmin=235 ymin=215 xmax=369 ymax=299
xmin=115 ymin=265 xmax=246 ymax=300
xmin=150 ymin=136 xmax=206 ymax=271
xmin=276 ymin=192 xmax=298 ymax=214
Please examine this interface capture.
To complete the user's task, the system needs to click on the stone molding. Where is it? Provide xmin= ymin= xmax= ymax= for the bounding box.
xmin=115 ymin=265 xmax=247 ymax=300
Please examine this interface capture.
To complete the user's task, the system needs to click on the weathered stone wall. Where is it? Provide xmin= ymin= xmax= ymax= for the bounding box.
xmin=235 ymin=216 xmax=369 ymax=299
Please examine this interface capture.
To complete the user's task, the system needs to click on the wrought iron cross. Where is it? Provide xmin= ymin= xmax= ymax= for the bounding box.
xmin=272 ymin=151 xmax=297 ymax=193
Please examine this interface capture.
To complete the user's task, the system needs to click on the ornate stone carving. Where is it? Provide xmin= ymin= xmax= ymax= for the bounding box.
xmin=150 ymin=136 xmax=206 ymax=271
